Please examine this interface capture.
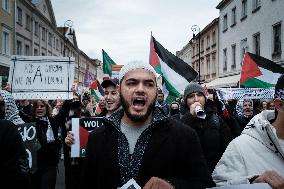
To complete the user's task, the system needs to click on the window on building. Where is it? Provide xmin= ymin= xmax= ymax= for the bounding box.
xmin=241 ymin=0 xmax=247 ymax=20
xmin=206 ymin=36 xmax=210 ymax=48
xmin=212 ymin=31 xmax=216 ymax=45
xmin=253 ymin=33 xmax=260 ymax=55
xmin=2 ymin=0 xmax=9 ymax=12
xmin=17 ymin=7 xmax=22 ymax=25
xmin=212 ymin=53 xmax=216 ymax=73
xmin=192 ymin=46 xmax=195 ymax=56
xmin=231 ymin=44 xmax=236 ymax=69
xmin=56 ymin=39 xmax=59 ymax=50
xmin=240 ymin=38 xmax=248 ymax=65
xmin=16 ymin=41 xmax=22 ymax=55
xmin=2 ymin=30 xmax=10 ymax=55
xmin=48 ymin=32 xmax=52 ymax=46
xmin=252 ymin=0 xmax=261 ymax=11
xmin=223 ymin=14 xmax=228 ymax=31
xmin=231 ymin=7 xmax=237 ymax=26
xmin=201 ymin=39 xmax=204 ymax=51
xmin=223 ymin=48 xmax=227 ymax=71
xmin=53 ymin=37 xmax=56 ymax=48
xmin=34 ymin=48 xmax=38 ymax=56
xmin=273 ymin=23 xmax=281 ymax=56
xmin=42 ymin=27 xmax=46 ymax=41
xmin=206 ymin=56 xmax=210 ymax=75
xmin=25 ymin=45 xmax=30 ymax=56
xmin=61 ymin=42 xmax=63 ymax=54
xmin=26 ymin=14 xmax=31 ymax=31
xmin=34 ymin=22 xmax=39 ymax=36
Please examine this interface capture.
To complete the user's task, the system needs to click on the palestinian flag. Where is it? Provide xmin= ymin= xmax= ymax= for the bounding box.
xmin=102 ymin=49 xmax=116 ymax=78
xmin=240 ymin=52 xmax=284 ymax=88
xmin=149 ymin=36 xmax=198 ymax=103
xmin=90 ymin=80 xmax=104 ymax=102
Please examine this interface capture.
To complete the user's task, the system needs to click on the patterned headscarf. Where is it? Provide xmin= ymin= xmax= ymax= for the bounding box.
xmin=275 ymin=74 xmax=284 ymax=100
xmin=0 ymin=90 xmax=24 ymax=125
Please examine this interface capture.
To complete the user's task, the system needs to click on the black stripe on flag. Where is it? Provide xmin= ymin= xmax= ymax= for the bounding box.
xmin=152 ymin=37 xmax=198 ymax=82
xmin=248 ymin=52 xmax=284 ymax=74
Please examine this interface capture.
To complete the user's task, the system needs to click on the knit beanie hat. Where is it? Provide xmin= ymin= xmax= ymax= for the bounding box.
xmin=119 ymin=61 xmax=157 ymax=83
xmin=183 ymin=83 xmax=206 ymax=101
xmin=275 ymin=74 xmax=284 ymax=100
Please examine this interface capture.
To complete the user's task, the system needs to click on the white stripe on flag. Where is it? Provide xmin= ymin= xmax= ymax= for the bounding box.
xmin=159 ymin=58 xmax=190 ymax=93
xmin=257 ymin=67 xmax=282 ymax=85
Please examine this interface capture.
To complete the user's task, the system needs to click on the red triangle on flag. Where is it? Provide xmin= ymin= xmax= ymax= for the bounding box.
xmin=149 ymin=37 xmax=160 ymax=67
xmin=90 ymin=80 xmax=98 ymax=90
xmin=240 ymin=53 xmax=262 ymax=83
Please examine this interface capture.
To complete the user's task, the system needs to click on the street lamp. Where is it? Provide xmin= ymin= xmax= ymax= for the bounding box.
xmin=63 ymin=20 xmax=79 ymax=81
xmin=63 ymin=20 xmax=73 ymax=57
xmin=191 ymin=25 xmax=201 ymax=84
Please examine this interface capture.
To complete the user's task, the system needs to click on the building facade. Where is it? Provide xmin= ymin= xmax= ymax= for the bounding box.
xmin=176 ymin=41 xmax=192 ymax=66
xmin=216 ymin=0 xmax=284 ymax=87
xmin=0 ymin=0 xmax=98 ymax=87
xmin=0 ymin=0 xmax=15 ymax=87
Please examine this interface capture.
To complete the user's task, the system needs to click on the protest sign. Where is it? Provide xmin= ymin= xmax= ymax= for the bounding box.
xmin=18 ymin=122 xmax=38 ymax=173
xmin=120 ymin=179 xmax=141 ymax=189
xmin=209 ymin=183 xmax=271 ymax=189
xmin=9 ymin=56 xmax=75 ymax=100
xmin=217 ymin=88 xmax=274 ymax=101
xmin=71 ymin=117 xmax=104 ymax=157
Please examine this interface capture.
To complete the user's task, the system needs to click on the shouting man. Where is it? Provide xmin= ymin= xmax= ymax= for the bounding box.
xmin=81 ymin=61 xmax=214 ymax=189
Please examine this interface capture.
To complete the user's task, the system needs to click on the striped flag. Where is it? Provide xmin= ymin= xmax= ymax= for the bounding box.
xmin=149 ymin=36 xmax=197 ymax=102
xmin=240 ymin=52 xmax=284 ymax=88
xmin=90 ymin=80 xmax=104 ymax=102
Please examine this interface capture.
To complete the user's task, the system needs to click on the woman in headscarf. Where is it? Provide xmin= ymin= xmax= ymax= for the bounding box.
xmin=0 ymin=90 xmax=24 ymax=125
xmin=233 ymin=99 xmax=255 ymax=131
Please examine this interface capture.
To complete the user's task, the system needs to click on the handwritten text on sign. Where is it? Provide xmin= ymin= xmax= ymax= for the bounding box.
xmin=9 ymin=56 xmax=75 ymax=99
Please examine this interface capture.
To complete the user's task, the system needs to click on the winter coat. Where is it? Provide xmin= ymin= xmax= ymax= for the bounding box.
xmin=81 ymin=108 xmax=215 ymax=189
xmin=0 ymin=120 xmax=30 ymax=188
xmin=181 ymin=107 xmax=233 ymax=173
xmin=212 ymin=110 xmax=284 ymax=186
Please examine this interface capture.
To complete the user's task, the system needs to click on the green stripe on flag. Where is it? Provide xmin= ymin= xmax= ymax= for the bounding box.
xmin=163 ymin=76 xmax=180 ymax=103
xmin=240 ymin=78 xmax=275 ymax=88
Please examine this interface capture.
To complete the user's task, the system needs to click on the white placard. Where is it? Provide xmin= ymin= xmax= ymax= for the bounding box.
xmin=9 ymin=56 xmax=75 ymax=100
xmin=71 ymin=118 xmax=80 ymax=157
xmin=120 ymin=179 xmax=141 ymax=189
xmin=209 ymin=183 xmax=271 ymax=189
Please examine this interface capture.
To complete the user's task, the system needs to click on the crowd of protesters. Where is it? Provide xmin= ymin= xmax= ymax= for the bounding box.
xmin=0 ymin=61 xmax=284 ymax=189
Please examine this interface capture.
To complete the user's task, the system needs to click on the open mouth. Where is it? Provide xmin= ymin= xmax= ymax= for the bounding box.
xmin=132 ymin=98 xmax=146 ymax=110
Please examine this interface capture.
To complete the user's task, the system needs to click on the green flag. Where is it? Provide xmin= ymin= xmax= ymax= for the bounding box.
xmin=102 ymin=49 xmax=116 ymax=77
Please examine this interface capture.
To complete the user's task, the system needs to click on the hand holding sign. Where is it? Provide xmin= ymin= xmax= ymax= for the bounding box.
xmin=143 ymin=177 xmax=174 ymax=189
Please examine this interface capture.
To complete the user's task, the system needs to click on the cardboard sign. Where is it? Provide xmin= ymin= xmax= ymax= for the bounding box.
xmin=9 ymin=56 xmax=75 ymax=100
xmin=71 ymin=117 xmax=104 ymax=157
xmin=18 ymin=122 xmax=38 ymax=173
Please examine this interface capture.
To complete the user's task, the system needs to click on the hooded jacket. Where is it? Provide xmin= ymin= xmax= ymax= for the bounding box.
xmin=0 ymin=90 xmax=24 ymax=125
xmin=212 ymin=110 xmax=284 ymax=186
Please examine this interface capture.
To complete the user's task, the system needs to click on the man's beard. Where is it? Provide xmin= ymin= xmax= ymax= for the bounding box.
xmin=120 ymin=94 xmax=156 ymax=122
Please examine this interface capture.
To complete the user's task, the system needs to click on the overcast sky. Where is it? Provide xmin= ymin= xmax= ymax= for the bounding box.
xmin=51 ymin=0 xmax=220 ymax=64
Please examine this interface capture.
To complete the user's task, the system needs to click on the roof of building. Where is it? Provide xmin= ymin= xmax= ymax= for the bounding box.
xmin=216 ymin=0 xmax=232 ymax=9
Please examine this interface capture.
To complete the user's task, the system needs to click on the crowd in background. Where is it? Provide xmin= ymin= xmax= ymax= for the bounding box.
xmin=0 ymin=63 xmax=283 ymax=189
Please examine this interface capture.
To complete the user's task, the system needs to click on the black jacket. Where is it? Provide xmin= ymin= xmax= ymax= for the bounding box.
xmin=181 ymin=107 xmax=233 ymax=173
xmin=81 ymin=108 xmax=215 ymax=189
xmin=0 ymin=120 xmax=30 ymax=189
